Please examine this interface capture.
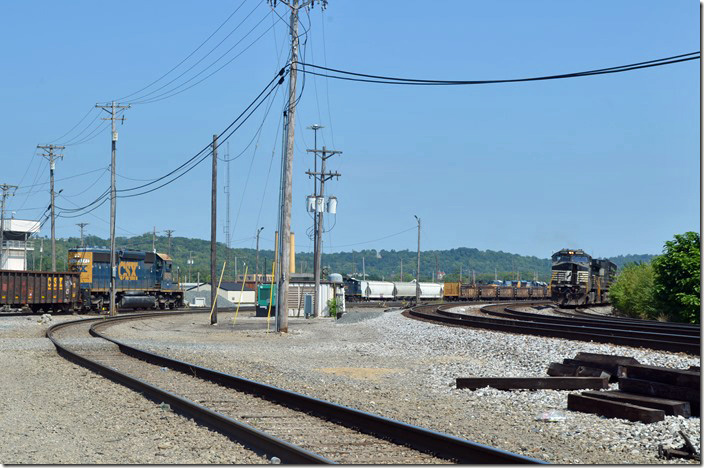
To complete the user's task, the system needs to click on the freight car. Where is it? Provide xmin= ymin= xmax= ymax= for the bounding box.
xmin=0 ymin=269 xmax=79 ymax=313
xmin=68 ymin=248 xmax=184 ymax=311
xmin=550 ymin=248 xmax=617 ymax=306
xmin=443 ymin=281 xmax=548 ymax=302
xmin=343 ymin=277 xmax=443 ymax=302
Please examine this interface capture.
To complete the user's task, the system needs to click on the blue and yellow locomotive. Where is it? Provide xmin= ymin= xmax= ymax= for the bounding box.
xmin=68 ymin=247 xmax=184 ymax=311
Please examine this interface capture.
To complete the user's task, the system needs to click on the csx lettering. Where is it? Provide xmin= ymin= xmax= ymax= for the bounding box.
xmin=118 ymin=262 xmax=138 ymax=281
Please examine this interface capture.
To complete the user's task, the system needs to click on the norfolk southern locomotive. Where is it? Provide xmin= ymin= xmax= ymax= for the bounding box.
xmin=550 ymin=248 xmax=616 ymax=306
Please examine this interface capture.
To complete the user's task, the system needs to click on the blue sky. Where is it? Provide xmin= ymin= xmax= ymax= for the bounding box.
xmin=0 ymin=0 xmax=699 ymax=260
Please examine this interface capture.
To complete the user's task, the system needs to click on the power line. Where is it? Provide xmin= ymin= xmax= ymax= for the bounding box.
xmin=298 ymin=52 xmax=700 ymax=86
xmin=115 ymin=0 xmax=256 ymax=102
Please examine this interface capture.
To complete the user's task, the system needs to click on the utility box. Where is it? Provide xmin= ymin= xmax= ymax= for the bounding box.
xmin=304 ymin=294 xmax=313 ymax=318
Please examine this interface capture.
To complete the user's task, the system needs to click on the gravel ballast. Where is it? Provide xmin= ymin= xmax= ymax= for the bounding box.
xmin=1 ymin=307 xmax=700 ymax=464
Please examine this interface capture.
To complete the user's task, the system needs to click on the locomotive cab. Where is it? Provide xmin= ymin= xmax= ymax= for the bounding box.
xmin=550 ymin=249 xmax=591 ymax=306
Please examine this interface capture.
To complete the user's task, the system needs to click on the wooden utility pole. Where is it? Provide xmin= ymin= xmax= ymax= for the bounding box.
xmin=165 ymin=229 xmax=174 ymax=256
xmin=400 ymin=258 xmax=403 ymax=281
xmin=211 ymin=134 xmax=218 ymax=324
xmin=37 ymin=145 xmax=65 ymax=272
xmin=95 ymin=101 xmax=130 ymax=316
xmin=305 ymin=146 xmax=341 ymax=317
xmin=269 ymin=0 xmax=325 ymax=332
xmin=0 ymin=183 xmax=18 ymax=269
xmin=415 ymin=215 xmax=421 ymax=304
xmin=76 ymin=222 xmax=88 ymax=247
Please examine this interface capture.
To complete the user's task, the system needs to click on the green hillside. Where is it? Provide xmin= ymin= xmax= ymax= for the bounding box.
xmin=27 ymin=234 xmax=654 ymax=284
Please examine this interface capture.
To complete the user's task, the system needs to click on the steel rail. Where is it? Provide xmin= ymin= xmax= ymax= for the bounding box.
xmin=492 ymin=307 xmax=701 ymax=338
xmin=570 ymin=309 xmax=699 ymax=328
xmin=46 ymin=316 xmax=333 ymax=464
xmin=89 ymin=311 xmax=543 ymax=464
xmin=408 ymin=303 xmax=699 ymax=355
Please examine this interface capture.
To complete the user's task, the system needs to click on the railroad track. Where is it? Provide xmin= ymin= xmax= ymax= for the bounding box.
xmin=47 ymin=311 xmax=542 ymax=464
xmin=407 ymin=302 xmax=700 ymax=355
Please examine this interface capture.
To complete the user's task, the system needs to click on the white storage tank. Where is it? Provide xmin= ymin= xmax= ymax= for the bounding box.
xmin=365 ymin=281 xmax=395 ymax=300
xmin=328 ymin=273 xmax=343 ymax=283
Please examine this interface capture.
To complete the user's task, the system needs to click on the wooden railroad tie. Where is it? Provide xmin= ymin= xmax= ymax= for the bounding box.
xmin=456 ymin=377 xmax=608 ymax=391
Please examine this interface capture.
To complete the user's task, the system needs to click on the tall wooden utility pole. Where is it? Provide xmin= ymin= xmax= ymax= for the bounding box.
xmin=307 ymin=123 xmax=323 ymax=309
xmin=37 ymin=145 xmax=65 ymax=272
xmin=95 ymin=101 xmax=130 ymax=316
xmin=76 ymin=222 xmax=88 ymax=247
xmin=210 ymin=134 xmax=218 ymax=324
xmin=0 ymin=183 xmax=18 ymax=269
xmin=400 ymin=258 xmax=403 ymax=281
xmin=269 ymin=0 xmax=326 ymax=332
xmin=305 ymin=146 xmax=341 ymax=317
xmin=165 ymin=229 xmax=174 ymax=256
xmin=414 ymin=215 xmax=421 ymax=304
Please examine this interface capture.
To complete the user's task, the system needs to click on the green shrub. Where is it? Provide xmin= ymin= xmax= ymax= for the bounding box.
xmin=652 ymin=232 xmax=700 ymax=324
xmin=610 ymin=262 xmax=657 ymax=319
xmin=327 ymin=298 xmax=338 ymax=318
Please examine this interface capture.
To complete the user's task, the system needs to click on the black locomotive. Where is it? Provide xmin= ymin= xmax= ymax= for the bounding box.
xmin=550 ymin=248 xmax=616 ymax=306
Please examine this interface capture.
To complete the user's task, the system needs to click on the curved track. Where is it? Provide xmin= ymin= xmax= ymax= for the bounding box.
xmin=407 ymin=302 xmax=700 ymax=355
xmin=47 ymin=311 xmax=543 ymax=464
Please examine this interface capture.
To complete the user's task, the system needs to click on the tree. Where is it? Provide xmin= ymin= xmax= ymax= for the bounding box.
xmin=652 ymin=232 xmax=700 ymax=324
xmin=609 ymin=262 xmax=656 ymax=319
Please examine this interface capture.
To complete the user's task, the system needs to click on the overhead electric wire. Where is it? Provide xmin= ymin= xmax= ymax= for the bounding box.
xmin=328 ymin=226 xmax=417 ymax=249
xmin=14 ymin=166 xmax=109 ymax=195
xmin=298 ymin=52 xmax=700 ymax=86
xmin=115 ymin=0 xmax=254 ymax=102
xmin=49 ymin=106 xmax=99 ymax=143
xmin=117 ymin=70 xmax=286 ymax=195
xmin=126 ymin=2 xmax=265 ymax=104
xmin=130 ymin=10 xmax=283 ymax=105
xmin=118 ymin=71 xmax=287 ymax=198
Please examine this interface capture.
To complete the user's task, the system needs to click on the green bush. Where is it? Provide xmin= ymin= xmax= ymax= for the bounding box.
xmin=652 ymin=232 xmax=700 ymax=324
xmin=609 ymin=262 xmax=657 ymax=319
xmin=327 ymin=298 xmax=338 ymax=318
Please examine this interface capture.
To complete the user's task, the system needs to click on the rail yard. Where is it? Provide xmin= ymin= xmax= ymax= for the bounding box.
xmin=0 ymin=302 xmax=699 ymax=464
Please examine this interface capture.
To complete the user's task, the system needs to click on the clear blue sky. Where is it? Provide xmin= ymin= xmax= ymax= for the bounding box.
xmin=1 ymin=0 xmax=699 ymax=260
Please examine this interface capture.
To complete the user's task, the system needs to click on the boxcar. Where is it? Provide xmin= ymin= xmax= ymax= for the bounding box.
xmin=0 ymin=269 xmax=79 ymax=312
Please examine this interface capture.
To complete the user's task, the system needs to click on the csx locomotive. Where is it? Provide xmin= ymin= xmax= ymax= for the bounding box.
xmin=68 ymin=247 xmax=183 ymax=311
xmin=550 ymin=248 xmax=616 ymax=306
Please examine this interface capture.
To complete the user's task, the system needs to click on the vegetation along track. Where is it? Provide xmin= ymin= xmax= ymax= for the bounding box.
xmin=47 ymin=311 xmax=543 ymax=464
xmin=407 ymin=302 xmax=700 ymax=355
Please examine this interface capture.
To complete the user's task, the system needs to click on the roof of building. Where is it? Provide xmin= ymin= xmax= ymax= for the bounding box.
xmin=219 ymin=281 xmax=255 ymax=292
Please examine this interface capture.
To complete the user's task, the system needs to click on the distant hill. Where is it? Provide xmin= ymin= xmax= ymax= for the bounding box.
xmin=28 ymin=234 xmax=655 ymax=283
xmin=608 ymin=254 xmax=657 ymax=270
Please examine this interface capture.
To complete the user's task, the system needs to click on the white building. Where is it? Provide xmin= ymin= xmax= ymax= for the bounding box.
xmin=0 ymin=219 xmax=40 ymax=270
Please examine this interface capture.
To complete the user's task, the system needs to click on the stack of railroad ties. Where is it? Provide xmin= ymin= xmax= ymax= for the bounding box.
xmin=456 ymin=352 xmax=700 ymax=461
